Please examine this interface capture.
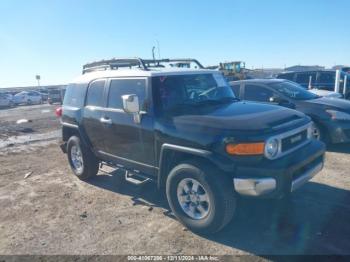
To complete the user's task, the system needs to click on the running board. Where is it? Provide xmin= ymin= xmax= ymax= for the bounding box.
xmin=125 ymin=171 xmax=151 ymax=185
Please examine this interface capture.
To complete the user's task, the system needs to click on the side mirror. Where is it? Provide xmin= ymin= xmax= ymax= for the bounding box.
xmin=122 ymin=94 xmax=139 ymax=114
xmin=269 ymin=96 xmax=281 ymax=103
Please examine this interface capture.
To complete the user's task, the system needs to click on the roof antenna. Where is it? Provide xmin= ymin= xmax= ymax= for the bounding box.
xmin=156 ymin=40 xmax=161 ymax=59
xmin=152 ymin=46 xmax=156 ymax=62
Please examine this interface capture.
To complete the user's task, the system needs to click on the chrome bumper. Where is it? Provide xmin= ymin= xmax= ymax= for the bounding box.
xmin=233 ymin=178 xmax=276 ymax=196
xmin=234 ymin=162 xmax=323 ymax=197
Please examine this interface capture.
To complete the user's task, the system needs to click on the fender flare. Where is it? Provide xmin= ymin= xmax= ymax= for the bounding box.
xmin=157 ymin=143 xmax=234 ymax=188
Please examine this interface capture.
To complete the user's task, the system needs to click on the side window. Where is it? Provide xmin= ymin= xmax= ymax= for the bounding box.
xmin=318 ymin=72 xmax=335 ymax=84
xmin=63 ymin=84 xmax=88 ymax=107
xmin=231 ymin=84 xmax=241 ymax=97
xmin=86 ymin=80 xmax=106 ymax=107
xmin=108 ymin=79 xmax=146 ymax=110
xmin=278 ymin=73 xmax=294 ymax=81
xmin=244 ymin=85 xmax=274 ymax=102
xmin=296 ymin=73 xmax=315 ymax=84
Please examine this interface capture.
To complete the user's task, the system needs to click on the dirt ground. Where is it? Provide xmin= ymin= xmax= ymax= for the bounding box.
xmin=0 ymin=104 xmax=350 ymax=256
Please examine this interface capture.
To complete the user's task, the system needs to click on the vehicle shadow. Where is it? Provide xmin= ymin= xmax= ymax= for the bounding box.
xmin=87 ymin=169 xmax=350 ymax=255
xmin=327 ymin=143 xmax=350 ymax=154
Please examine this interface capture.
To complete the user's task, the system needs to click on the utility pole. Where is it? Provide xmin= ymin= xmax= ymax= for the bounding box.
xmin=36 ymin=75 xmax=41 ymax=88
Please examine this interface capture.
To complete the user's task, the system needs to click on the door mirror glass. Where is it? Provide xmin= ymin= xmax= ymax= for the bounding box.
xmin=269 ymin=96 xmax=281 ymax=103
xmin=122 ymin=94 xmax=140 ymax=113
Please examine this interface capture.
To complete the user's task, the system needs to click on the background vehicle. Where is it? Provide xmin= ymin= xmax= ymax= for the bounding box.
xmin=48 ymin=89 xmax=63 ymax=104
xmin=207 ymin=61 xmax=251 ymax=81
xmin=0 ymin=93 xmax=14 ymax=108
xmin=277 ymin=70 xmax=349 ymax=99
xmin=58 ymin=58 xmax=325 ymax=234
xmin=13 ymin=91 xmax=43 ymax=105
xmin=231 ymin=79 xmax=350 ymax=144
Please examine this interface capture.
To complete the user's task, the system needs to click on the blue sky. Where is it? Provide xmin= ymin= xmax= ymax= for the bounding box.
xmin=0 ymin=0 xmax=349 ymax=87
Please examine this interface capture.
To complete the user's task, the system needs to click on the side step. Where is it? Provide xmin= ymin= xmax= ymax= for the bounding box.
xmin=125 ymin=171 xmax=151 ymax=185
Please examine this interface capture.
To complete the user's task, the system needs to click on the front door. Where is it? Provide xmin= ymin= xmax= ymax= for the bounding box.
xmin=101 ymin=78 xmax=155 ymax=174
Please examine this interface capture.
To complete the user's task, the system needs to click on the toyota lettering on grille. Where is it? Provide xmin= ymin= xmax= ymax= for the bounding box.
xmin=290 ymin=134 xmax=302 ymax=144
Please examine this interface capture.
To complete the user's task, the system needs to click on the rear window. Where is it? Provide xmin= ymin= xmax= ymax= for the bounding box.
xmin=86 ymin=80 xmax=106 ymax=107
xmin=63 ymin=83 xmax=88 ymax=107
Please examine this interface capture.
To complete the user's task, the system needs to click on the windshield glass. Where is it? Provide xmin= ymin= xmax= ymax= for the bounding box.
xmin=269 ymin=81 xmax=320 ymax=100
xmin=152 ymin=73 xmax=237 ymax=112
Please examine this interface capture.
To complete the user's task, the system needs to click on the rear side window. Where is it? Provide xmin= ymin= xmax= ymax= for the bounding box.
xmin=63 ymin=84 xmax=88 ymax=107
xmin=107 ymin=79 xmax=146 ymax=110
xmin=296 ymin=73 xmax=313 ymax=83
xmin=86 ymin=80 xmax=106 ymax=107
xmin=244 ymin=84 xmax=274 ymax=102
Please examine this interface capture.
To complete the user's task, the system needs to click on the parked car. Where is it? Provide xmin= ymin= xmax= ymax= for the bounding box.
xmin=277 ymin=70 xmax=349 ymax=99
xmin=13 ymin=91 xmax=43 ymax=105
xmin=0 ymin=93 xmax=14 ymax=107
xmin=48 ymin=89 xmax=63 ymax=104
xmin=231 ymin=79 xmax=350 ymax=144
xmin=58 ymin=58 xmax=325 ymax=234
xmin=38 ymin=90 xmax=49 ymax=102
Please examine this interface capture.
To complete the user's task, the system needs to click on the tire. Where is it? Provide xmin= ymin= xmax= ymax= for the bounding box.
xmin=312 ymin=122 xmax=330 ymax=145
xmin=27 ymin=100 xmax=32 ymax=105
xmin=166 ymin=161 xmax=236 ymax=234
xmin=67 ymin=136 xmax=99 ymax=180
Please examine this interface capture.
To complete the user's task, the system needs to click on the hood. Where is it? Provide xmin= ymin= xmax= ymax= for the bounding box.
xmin=306 ymin=97 xmax=350 ymax=112
xmin=173 ymin=101 xmax=307 ymax=132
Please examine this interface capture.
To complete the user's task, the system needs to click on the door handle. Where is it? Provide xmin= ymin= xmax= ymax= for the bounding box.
xmin=100 ymin=117 xmax=112 ymax=124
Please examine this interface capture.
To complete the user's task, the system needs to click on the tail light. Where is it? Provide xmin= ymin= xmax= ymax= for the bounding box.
xmin=55 ymin=107 xmax=62 ymax=118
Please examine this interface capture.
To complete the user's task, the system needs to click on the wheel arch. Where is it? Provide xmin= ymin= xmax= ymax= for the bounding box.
xmin=157 ymin=144 xmax=232 ymax=190
xmin=62 ymin=123 xmax=92 ymax=149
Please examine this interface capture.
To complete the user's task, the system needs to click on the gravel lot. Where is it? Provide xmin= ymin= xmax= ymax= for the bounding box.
xmin=1 ymin=104 xmax=350 ymax=256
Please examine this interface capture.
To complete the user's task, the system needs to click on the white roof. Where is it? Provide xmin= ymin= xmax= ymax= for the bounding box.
xmin=72 ymin=68 xmax=218 ymax=84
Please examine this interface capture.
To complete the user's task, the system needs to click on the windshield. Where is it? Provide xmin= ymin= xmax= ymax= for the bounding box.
xmin=152 ymin=73 xmax=237 ymax=112
xmin=269 ymin=81 xmax=320 ymax=100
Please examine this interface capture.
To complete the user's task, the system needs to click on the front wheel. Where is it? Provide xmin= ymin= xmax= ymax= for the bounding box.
xmin=166 ymin=162 xmax=236 ymax=234
xmin=67 ymin=136 xmax=99 ymax=180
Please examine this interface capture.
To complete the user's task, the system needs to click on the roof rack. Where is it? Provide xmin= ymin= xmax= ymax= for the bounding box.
xmin=82 ymin=58 xmax=204 ymax=74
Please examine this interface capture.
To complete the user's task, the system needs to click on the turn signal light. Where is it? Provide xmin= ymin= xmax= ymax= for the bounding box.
xmin=226 ymin=143 xmax=265 ymax=156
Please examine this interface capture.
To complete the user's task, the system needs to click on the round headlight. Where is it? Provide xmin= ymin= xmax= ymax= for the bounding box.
xmin=265 ymin=138 xmax=279 ymax=159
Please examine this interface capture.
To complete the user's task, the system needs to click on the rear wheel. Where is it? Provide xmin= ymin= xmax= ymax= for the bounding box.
xmin=166 ymin=161 xmax=236 ymax=234
xmin=67 ymin=136 xmax=99 ymax=180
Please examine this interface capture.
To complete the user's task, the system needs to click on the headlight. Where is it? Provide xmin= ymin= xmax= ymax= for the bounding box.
xmin=264 ymin=138 xmax=280 ymax=159
xmin=326 ymin=110 xmax=350 ymax=121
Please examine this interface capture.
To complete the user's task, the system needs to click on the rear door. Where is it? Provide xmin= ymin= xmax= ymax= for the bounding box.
xmin=101 ymin=77 xmax=156 ymax=174
xmin=82 ymin=79 xmax=108 ymax=152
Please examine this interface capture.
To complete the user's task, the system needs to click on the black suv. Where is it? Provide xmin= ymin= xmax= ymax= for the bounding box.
xmin=59 ymin=58 xmax=325 ymax=233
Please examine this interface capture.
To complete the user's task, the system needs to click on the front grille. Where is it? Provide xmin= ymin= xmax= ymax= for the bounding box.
xmin=281 ymin=130 xmax=308 ymax=152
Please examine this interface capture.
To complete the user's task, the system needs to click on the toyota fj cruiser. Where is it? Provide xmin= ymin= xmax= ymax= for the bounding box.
xmin=59 ymin=58 xmax=325 ymax=234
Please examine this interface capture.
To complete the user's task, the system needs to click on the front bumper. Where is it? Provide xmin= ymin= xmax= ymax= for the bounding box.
xmin=233 ymin=139 xmax=325 ymax=198
xmin=323 ymin=120 xmax=350 ymax=144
